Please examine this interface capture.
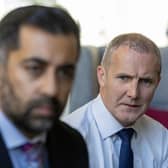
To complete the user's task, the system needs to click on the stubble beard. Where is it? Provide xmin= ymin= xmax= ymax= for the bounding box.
xmin=0 ymin=75 xmax=63 ymax=137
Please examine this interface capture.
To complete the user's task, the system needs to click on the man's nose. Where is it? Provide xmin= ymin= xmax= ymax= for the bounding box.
xmin=127 ymin=81 xmax=139 ymax=99
xmin=41 ymin=74 xmax=58 ymax=97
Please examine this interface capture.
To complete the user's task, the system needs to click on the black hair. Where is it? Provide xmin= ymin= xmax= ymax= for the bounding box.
xmin=0 ymin=5 xmax=80 ymax=62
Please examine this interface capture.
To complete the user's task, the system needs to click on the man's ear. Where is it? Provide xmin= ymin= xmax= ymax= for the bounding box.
xmin=0 ymin=63 xmax=4 ymax=73
xmin=0 ymin=66 xmax=3 ymax=85
xmin=97 ymin=65 xmax=106 ymax=87
xmin=0 ymin=65 xmax=5 ymax=83
xmin=0 ymin=65 xmax=2 ymax=77
xmin=156 ymin=74 xmax=161 ymax=87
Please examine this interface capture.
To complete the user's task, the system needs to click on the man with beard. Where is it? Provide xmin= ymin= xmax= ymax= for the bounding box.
xmin=0 ymin=5 xmax=88 ymax=168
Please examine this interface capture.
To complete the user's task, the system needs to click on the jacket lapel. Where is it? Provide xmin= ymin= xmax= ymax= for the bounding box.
xmin=0 ymin=132 xmax=13 ymax=168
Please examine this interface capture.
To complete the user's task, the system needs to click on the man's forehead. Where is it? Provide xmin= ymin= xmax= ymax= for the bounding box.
xmin=21 ymin=56 xmax=76 ymax=66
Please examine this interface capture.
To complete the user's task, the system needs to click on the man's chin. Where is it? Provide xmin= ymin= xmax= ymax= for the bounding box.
xmin=121 ymin=115 xmax=141 ymax=127
xmin=17 ymin=118 xmax=54 ymax=137
xmin=31 ymin=118 xmax=54 ymax=131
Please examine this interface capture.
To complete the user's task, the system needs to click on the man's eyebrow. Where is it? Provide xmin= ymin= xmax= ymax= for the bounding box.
xmin=21 ymin=57 xmax=47 ymax=64
xmin=116 ymin=73 xmax=132 ymax=77
xmin=59 ymin=64 xmax=75 ymax=68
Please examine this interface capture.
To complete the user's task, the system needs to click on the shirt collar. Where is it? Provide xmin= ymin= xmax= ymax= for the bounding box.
xmin=92 ymin=95 xmax=138 ymax=139
xmin=91 ymin=95 xmax=123 ymax=139
xmin=0 ymin=111 xmax=46 ymax=149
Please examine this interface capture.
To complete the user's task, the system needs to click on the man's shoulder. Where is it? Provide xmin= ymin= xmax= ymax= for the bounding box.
xmin=46 ymin=120 xmax=89 ymax=168
xmin=142 ymin=115 xmax=167 ymax=128
xmin=137 ymin=114 xmax=168 ymax=136
xmin=62 ymin=100 xmax=93 ymax=128
xmin=49 ymin=120 xmax=86 ymax=145
xmin=47 ymin=120 xmax=88 ymax=157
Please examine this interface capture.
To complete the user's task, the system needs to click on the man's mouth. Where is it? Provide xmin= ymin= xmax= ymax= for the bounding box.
xmin=32 ymin=104 xmax=55 ymax=117
xmin=123 ymin=103 xmax=141 ymax=108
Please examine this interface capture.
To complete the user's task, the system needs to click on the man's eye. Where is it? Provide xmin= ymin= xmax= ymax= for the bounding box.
xmin=57 ymin=68 xmax=75 ymax=80
xmin=25 ymin=64 xmax=43 ymax=76
xmin=140 ymin=78 xmax=153 ymax=86
xmin=118 ymin=75 xmax=130 ymax=81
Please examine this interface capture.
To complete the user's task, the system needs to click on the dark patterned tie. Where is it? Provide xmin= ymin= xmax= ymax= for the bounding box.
xmin=21 ymin=142 xmax=44 ymax=168
xmin=117 ymin=128 xmax=134 ymax=168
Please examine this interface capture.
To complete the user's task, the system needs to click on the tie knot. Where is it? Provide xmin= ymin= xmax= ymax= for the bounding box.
xmin=117 ymin=128 xmax=134 ymax=141
xmin=20 ymin=142 xmax=45 ymax=167
xmin=21 ymin=142 xmax=42 ymax=152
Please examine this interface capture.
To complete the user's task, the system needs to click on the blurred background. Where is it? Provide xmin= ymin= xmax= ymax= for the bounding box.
xmin=0 ymin=0 xmax=168 ymax=47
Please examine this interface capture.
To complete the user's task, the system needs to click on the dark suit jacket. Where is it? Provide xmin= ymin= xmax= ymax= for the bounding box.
xmin=0 ymin=120 xmax=89 ymax=168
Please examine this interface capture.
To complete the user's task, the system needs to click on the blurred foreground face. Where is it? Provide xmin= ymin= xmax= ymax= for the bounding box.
xmin=97 ymin=45 xmax=160 ymax=127
xmin=0 ymin=25 xmax=78 ymax=137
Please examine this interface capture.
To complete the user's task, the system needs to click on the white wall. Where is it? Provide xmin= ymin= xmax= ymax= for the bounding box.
xmin=1 ymin=0 xmax=168 ymax=47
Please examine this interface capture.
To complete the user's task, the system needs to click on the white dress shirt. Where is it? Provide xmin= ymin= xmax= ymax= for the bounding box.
xmin=0 ymin=111 xmax=47 ymax=168
xmin=62 ymin=95 xmax=168 ymax=168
